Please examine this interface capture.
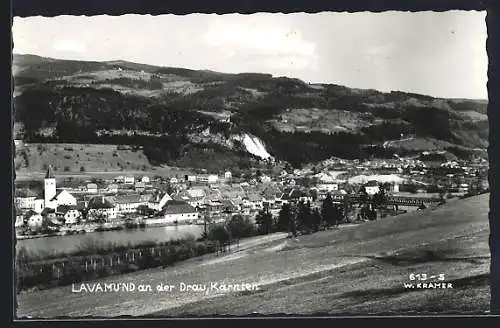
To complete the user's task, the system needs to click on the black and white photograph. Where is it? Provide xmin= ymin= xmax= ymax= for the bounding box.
xmin=12 ymin=10 xmax=491 ymax=317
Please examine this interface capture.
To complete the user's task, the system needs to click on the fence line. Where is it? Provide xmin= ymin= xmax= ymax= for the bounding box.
xmin=16 ymin=240 xmax=231 ymax=287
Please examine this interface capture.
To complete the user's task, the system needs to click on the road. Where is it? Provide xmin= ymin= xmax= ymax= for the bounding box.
xmin=16 ymin=194 xmax=490 ymax=317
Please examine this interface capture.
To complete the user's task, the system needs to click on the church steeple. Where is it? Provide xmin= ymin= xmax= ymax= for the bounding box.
xmin=44 ymin=165 xmax=57 ymax=209
xmin=45 ymin=165 xmax=55 ymax=179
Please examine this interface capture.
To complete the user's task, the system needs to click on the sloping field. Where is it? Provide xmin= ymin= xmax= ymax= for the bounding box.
xmin=15 ymin=143 xmax=153 ymax=174
xmin=16 ymin=194 xmax=490 ymax=318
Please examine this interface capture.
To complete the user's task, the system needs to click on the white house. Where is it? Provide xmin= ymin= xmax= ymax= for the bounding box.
xmin=86 ymin=183 xmax=98 ymax=194
xmin=49 ymin=190 xmax=78 ymax=207
xmin=15 ymin=195 xmax=37 ymax=209
xmin=208 ymin=174 xmax=219 ymax=184
xmin=224 ymin=171 xmax=232 ymax=180
xmin=364 ymin=181 xmax=380 ymax=196
xmin=114 ymin=195 xmax=146 ymax=214
xmin=15 ymin=215 xmax=24 ymax=228
xmin=141 ymin=176 xmax=150 ymax=184
xmin=175 ymin=188 xmax=207 ymax=208
xmin=124 ymin=176 xmax=135 ymax=185
xmin=56 ymin=205 xmax=81 ymax=225
xmin=260 ymin=175 xmax=272 ymax=183
xmin=27 ymin=212 xmax=44 ymax=229
xmin=145 ymin=192 xmax=173 ymax=211
xmin=317 ymin=183 xmax=339 ymax=193
xmin=170 ymin=177 xmax=179 ymax=184
xmin=135 ymin=182 xmax=146 ymax=193
xmin=107 ymin=184 xmax=119 ymax=193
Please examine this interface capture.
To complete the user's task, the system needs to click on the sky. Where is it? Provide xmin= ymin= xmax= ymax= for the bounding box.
xmin=12 ymin=11 xmax=487 ymax=99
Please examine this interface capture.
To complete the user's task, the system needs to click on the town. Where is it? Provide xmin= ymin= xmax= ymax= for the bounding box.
xmin=14 ymin=151 xmax=490 ymax=238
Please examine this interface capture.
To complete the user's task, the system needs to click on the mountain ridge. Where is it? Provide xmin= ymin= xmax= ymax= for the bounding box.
xmin=12 ymin=54 xmax=489 ymax=171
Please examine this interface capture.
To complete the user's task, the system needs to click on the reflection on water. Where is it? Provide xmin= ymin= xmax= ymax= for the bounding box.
xmin=16 ymin=225 xmax=204 ymax=257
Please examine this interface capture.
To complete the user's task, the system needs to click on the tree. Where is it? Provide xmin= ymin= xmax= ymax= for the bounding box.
xmin=296 ymin=200 xmax=313 ymax=232
xmin=321 ymin=193 xmax=339 ymax=227
xmin=310 ymin=189 xmax=319 ymax=202
xmin=207 ymin=224 xmax=230 ymax=244
xmin=372 ymin=187 xmax=387 ymax=210
xmin=227 ymin=215 xmax=254 ymax=239
xmin=255 ymin=209 xmax=273 ymax=235
xmin=311 ymin=208 xmax=322 ymax=232
xmin=277 ymin=203 xmax=293 ymax=232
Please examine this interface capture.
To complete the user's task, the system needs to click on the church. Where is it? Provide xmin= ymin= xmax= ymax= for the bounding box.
xmin=43 ymin=165 xmax=77 ymax=210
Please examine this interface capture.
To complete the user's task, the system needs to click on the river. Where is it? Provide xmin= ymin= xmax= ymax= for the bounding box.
xmin=16 ymin=225 xmax=204 ymax=257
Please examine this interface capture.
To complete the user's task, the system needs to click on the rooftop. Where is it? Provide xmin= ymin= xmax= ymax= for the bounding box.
xmin=161 ymin=200 xmax=197 ymax=215
xmin=45 ymin=165 xmax=55 ymax=179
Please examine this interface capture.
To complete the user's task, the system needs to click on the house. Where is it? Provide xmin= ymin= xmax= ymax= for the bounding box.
xmin=170 ymin=177 xmax=179 ymax=184
xmin=56 ymin=205 xmax=81 ymax=225
xmin=49 ymin=190 xmax=78 ymax=207
xmin=224 ymin=171 xmax=232 ymax=180
xmin=87 ymin=196 xmax=117 ymax=221
xmin=458 ymin=183 xmax=469 ymax=193
xmin=15 ymin=190 xmax=45 ymax=213
xmin=317 ymin=183 xmax=339 ymax=193
xmin=174 ymin=188 xmax=207 ymax=208
xmin=241 ymin=193 xmax=264 ymax=210
xmin=260 ymin=175 xmax=272 ymax=183
xmin=208 ymin=175 xmax=219 ymax=184
xmin=124 ymin=176 xmax=135 ymax=185
xmin=141 ymin=176 xmax=150 ymax=184
xmin=364 ymin=181 xmax=380 ymax=196
xmin=143 ymin=191 xmax=173 ymax=211
xmin=135 ymin=182 xmax=146 ymax=193
xmin=26 ymin=211 xmax=44 ymax=229
xmin=114 ymin=176 xmax=125 ymax=184
xmin=389 ymin=182 xmax=400 ymax=193
xmin=280 ymin=188 xmax=311 ymax=203
xmin=186 ymin=175 xmax=197 ymax=182
xmin=86 ymin=183 xmax=98 ymax=194
xmin=107 ymin=184 xmax=119 ymax=193
xmin=15 ymin=215 xmax=24 ymax=228
xmin=114 ymin=194 xmax=146 ymax=214
xmin=145 ymin=200 xmax=199 ymax=225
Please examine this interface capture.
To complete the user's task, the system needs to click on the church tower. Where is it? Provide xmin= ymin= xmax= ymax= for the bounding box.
xmin=44 ymin=165 xmax=57 ymax=209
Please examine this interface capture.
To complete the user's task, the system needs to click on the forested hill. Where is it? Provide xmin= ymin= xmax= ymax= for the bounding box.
xmin=13 ymin=54 xmax=488 ymax=170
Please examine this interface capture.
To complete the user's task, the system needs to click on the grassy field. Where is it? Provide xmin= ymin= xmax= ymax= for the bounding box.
xmin=14 ymin=143 xmax=196 ymax=179
xmin=16 ymin=194 xmax=490 ymax=317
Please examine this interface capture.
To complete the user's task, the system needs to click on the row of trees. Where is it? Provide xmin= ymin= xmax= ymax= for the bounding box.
xmin=255 ymin=194 xmax=346 ymax=237
xmin=203 ymin=187 xmax=394 ymax=246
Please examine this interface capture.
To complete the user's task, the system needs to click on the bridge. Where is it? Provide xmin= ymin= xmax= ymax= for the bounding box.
xmin=330 ymin=194 xmax=442 ymax=207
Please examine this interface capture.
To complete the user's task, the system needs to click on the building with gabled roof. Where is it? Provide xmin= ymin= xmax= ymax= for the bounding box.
xmin=55 ymin=205 xmax=81 ymax=225
xmin=364 ymin=180 xmax=380 ymax=196
xmin=87 ymin=196 xmax=117 ymax=221
xmin=49 ymin=189 xmax=77 ymax=207
xmin=142 ymin=191 xmax=173 ymax=211
xmin=113 ymin=194 xmax=145 ymax=214
xmin=145 ymin=200 xmax=199 ymax=225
